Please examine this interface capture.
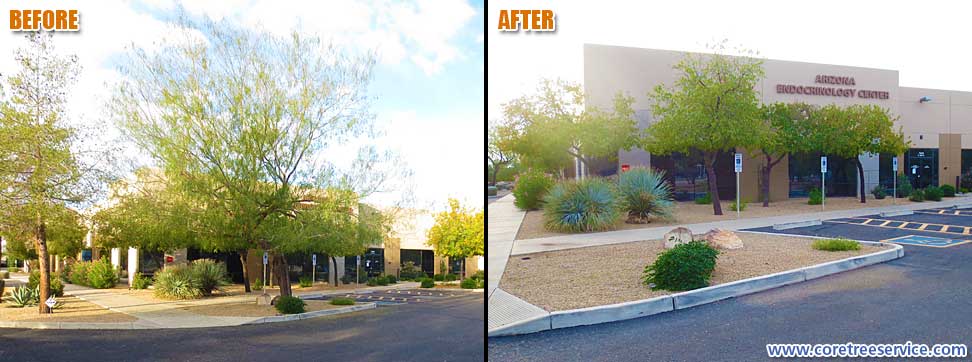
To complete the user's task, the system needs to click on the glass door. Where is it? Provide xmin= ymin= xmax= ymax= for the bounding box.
xmin=905 ymin=148 xmax=938 ymax=189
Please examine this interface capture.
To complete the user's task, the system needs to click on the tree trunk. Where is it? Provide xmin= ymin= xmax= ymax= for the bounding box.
xmin=704 ymin=152 xmax=723 ymax=215
xmin=330 ymin=256 xmax=339 ymax=286
xmin=761 ymin=153 xmax=786 ymax=207
xmin=272 ymin=253 xmax=292 ymax=297
xmin=35 ymin=219 xmax=51 ymax=314
xmin=856 ymin=159 xmax=866 ymax=203
xmin=239 ymin=250 xmax=251 ymax=293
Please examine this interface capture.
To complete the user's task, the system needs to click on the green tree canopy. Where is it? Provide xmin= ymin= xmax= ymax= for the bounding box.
xmin=426 ymin=199 xmax=483 ymax=277
xmin=756 ymin=102 xmax=816 ymax=206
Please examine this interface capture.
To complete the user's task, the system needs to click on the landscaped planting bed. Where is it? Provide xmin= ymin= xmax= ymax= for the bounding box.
xmin=499 ymin=232 xmax=886 ymax=311
xmin=0 ymin=295 xmax=137 ymax=323
xmin=515 ymin=197 xmax=917 ymax=240
xmin=178 ymin=300 xmax=345 ymax=317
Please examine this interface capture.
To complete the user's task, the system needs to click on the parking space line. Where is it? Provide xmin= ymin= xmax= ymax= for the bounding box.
xmin=941 ymin=225 xmax=950 ymax=233
xmin=826 ymin=219 xmax=972 ymax=237
xmin=897 ymin=222 xmax=909 ymax=228
xmin=879 ymin=220 xmax=891 ymax=226
xmin=918 ymin=224 xmax=929 ymax=231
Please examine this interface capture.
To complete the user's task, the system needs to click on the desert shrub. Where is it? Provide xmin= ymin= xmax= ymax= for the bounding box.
xmin=642 ymin=241 xmax=719 ymax=291
xmin=399 ymin=261 xmax=424 ymax=281
xmin=472 ymin=270 xmax=484 ymax=280
xmin=962 ymin=188 xmax=971 ymax=194
xmin=909 ymin=189 xmax=925 ymax=202
xmin=812 ymin=238 xmax=861 ymax=251
xmin=729 ymin=198 xmax=748 ymax=212
xmin=69 ymin=261 xmax=92 ymax=286
xmin=251 ymin=278 xmax=264 ymax=291
xmin=274 ymin=295 xmax=306 ymax=314
xmin=298 ymin=276 xmax=313 ymax=288
xmin=617 ymin=167 xmax=674 ymax=223
xmin=871 ymin=185 xmax=886 ymax=199
xmin=330 ymin=297 xmax=355 ymax=306
xmin=513 ymin=170 xmax=554 ymax=210
xmin=189 ymin=259 xmax=229 ymax=296
xmin=153 ymin=265 xmax=202 ymax=300
xmin=340 ymin=274 xmax=355 ymax=284
xmin=808 ymin=188 xmax=823 ymax=205
xmin=87 ymin=259 xmax=120 ymax=289
xmin=444 ymin=273 xmax=458 ymax=282
xmin=59 ymin=264 xmax=72 ymax=283
xmin=10 ymin=285 xmax=39 ymax=307
xmin=543 ymin=178 xmax=624 ymax=232
xmin=49 ymin=275 xmax=64 ymax=297
xmin=131 ymin=273 xmax=152 ymax=290
xmin=460 ymin=278 xmax=480 ymax=289
xmin=28 ymin=270 xmax=40 ymax=289
xmin=433 ymin=274 xmax=445 ymax=282
xmin=694 ymin=193 xmax=712 ymax=204
xmin=384 ymin=275 xmax=397 ymax=284
xmin=942 ymin=184 xmax=956 ymax=197
xmin=924 ymin=186 xmax=943 ymax=201
xmin=366 ymin=278 xmax=380 ymax=286
xmin=896 ymin=174 xmax=913 ymax=197
xmin=420 ymin=278 xmax=434 ymax=288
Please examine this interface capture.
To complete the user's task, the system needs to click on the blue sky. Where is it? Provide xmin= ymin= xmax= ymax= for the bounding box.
xmin=1 ymin=0 xmax=485 ymax=211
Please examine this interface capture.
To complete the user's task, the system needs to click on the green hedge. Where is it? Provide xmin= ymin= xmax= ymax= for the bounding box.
xmin=642 ymin=241 xmax=719 ymax=291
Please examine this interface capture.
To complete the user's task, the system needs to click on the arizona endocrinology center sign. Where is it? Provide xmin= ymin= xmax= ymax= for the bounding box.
xmin=776 ymin=75 xmax=889 ymax=100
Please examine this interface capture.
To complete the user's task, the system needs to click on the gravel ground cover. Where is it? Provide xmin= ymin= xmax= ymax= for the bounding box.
xmin=499 ymin=232 xmax=885 ymax=311
xmin=178 ymin=300 xmax=345 ymax=317
xmin=516 ymin=196 xmax=916 ymax=240
xmin=0 ymin=295 xmax=138 ymax=322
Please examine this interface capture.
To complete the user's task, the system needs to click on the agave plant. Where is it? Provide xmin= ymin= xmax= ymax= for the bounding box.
xmin=618 ymin=167 xmax=674 ymax=223
xmin=542 ymin=178 xmax=624 ymax=232
xmin=10 ymin=285 xmax=39 ymax=307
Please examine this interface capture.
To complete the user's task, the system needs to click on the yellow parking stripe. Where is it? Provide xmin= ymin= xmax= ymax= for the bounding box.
xmin=942 ymin=225 xmax=950 ymax=233
xmin=917 ymin=224 xmax=929 ymax=231
xmin=879 ymin=220 xmax=891 ymax=226
xmin=897 ymin=222 xmax=909 ymax=228
xmin=966 ymin=227 xmax=971 ymax=235
xmin=862 ymin=219 xmax=874 ymax=225
xmin=940 ymin=210 xmax=947 ymax=214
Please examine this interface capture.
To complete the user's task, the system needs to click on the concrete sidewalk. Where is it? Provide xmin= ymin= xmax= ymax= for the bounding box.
xmin=487 ymin=194 xmax=526 ymax=298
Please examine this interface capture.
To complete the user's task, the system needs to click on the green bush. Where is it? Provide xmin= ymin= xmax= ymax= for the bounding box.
xmin=340 ymin=274 xmax=355 ymax=284
xmin=298 ymin=276 xmax=313 ymax=288
xmin=618 ymin=167 xmax=674 ymax=223
xmin=942 ymin=184 xmax=956 ymax=197
xmin=69 ymin=261 xmax=91 ymax=286
xmin=543 ymin=178 xmax=624 ymax=232
xmin=460 ymin=278 xmax=480 ymax=289
xmin=153 ymin=265 xmax=202 ymax=300
xmin=924 ymin=186 xmax=943 ymax=201
xmin=729 ymin=198 xmax=748 ymax=212
xmin=59 ymin=264 xmax=72 ymax=283
xmin=909 ymin=189 xmax=925 ymax=202
xmin=642 ymin=241 xmax=719 ymax=291
xmin=50 ymin=275 xmax=64 ymax=297
xmin=444 ymin=273 xmax=458 ymax=282
xmin=694 ymin=192 xmax=712 ymax=204
xmin=274 ymin=295 xmax=306 ymax=314
xmin=330 ymin=297 xmax=355 ymax=306
xmin=8 ymin=267 xmax=19 ymax=273
xmin=962 ymin=188 xmax=971 ymax=194
xmin=420 ymin=278 xmax=434 ymax=288
xmin=812 ymin=238 xmax=861 ymax=251
xmin=189 ymin=259 xmax=229 ymax=296
xmin=399 ymin=261 xmax=424 ymax=281
xmin=472 ymin=270 xmax=484 ymax=280
xmin=384 ymin=274 xmax=397 ymax=284
xmin=10 ymin=285 xmax=39 ymax=307
xmin=366 ymin=278 xmax=380 ymax=286
xmin=808 ymin=188 xmax=823 ymax=205
xmin=871 ymin=185 xmax=886 ymax=199
xmin=87 ymin=259 xmax=120 ymax=289
xmin=896 ymin=174 xmax=913 ymax=197
xmin=432 ymin=274 xmax=445 ymax=282
xmin=251 ymin=278 xmax=264 ymax=291
xmin=131 ymin=273 xmax=151 ymax=289
xmin=513 ymin=170 xmax=554 ymax=210
xmin=28 ymin=270 xmax=40 ymax=289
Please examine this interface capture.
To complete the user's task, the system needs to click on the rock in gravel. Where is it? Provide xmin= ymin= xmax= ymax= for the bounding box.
xmin=663 ymin=227 xmax=694 ymax=249
xmin=704 ymin=228 xmax=744 ymax=250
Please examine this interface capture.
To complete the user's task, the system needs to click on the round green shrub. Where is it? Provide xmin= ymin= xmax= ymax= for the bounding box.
xmin=513 ymin=170 xmax=554 ymax=210
xmin=472 ymin=270 xmax=484 ymax=280
xmin=808 ymin=188 xmax=823 ymax=205
xmin=274 ymin=295 xmax=306 ymax=314
xmin=942 ymin=184 xmax=956 ymax=197
xmin=189 ymin=259 xmax=229 ymax=296
xmin=811 ymin=238 xmax=861 ymax=251
xmin=366 ymin=278 xmax=379 ymax=286
xmin=330 ymin=297 xmax=355 ymax=306
xmin=618 ymin=167 xmax=674 ymax=223
xmin=460 ymin=278 xmax=479 ymax=289
xmin=420 ymin=278 xmax=434 ymax=288
xmin=433 ymin=274 xmax=445 ymax=282
xmin=69 ymin=261 xmax=91 ymax=286
xmin=87 ymin=259 xmax=120 ymax=289
xmin=871 ymin=185 xmax=886 ymax=199
xmin=487 ymin=186 xmax=498 ymax=196
xmin=543 ymin=178 xmax=624 ymax=233
xmin=384 ymin=275 xmax=397 ymax=284
xmin=131 ymin=273 xmax=152 ymax=290
xmin=153 ymin=265 xmax=201 ymax=300
xmin=444 ymin=273 xmax=458 ymax=282
xmin=924 ymin=186 xmax=943 ymax=201
xmin=910 ymin=189 xmax=925 ymax=202
xmin=642 ymin=241 xmax=719 ymax=291
xmin=694 ymin=193 xmax=712 ymax=204
xmin=729 ymin=198 xmax=748 ymax=212
xmin=299 ymin=276 xmax=313 ymax=288
xmin=896 ymin=174 xmax=913 ymax=197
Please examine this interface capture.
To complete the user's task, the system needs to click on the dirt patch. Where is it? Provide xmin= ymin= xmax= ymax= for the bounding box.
xmin=0 ymin=296 xmax=137 ymax=323
xmin=499 ymin=232 xmax=887 ymax=311
xmin=516 ymin=196 xmax=916 ymax=240
xmin=179 ymin=299 xmax=346 ymax=317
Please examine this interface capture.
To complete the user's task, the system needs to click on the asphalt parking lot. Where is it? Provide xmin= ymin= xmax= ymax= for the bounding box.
xmin=314 ymin=289 xmax=469 ymax=305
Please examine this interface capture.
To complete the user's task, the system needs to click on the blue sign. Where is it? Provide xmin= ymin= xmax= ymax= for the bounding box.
xmin=312 ymin=254 xmax=317 ymax=264
xmin=734 ymin=153 xmax=742 ymax=173
xmin=892 ymin=157 xmax=898 ymax=171
xmin=821 ymin=156 xmax=828 ymax=173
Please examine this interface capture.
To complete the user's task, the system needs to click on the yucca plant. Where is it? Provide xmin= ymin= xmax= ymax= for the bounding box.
xmin=543 ymin=178 xmax=624 ymax=232
xmin=189 ymin=259 xmax=229 ymax=296
xmin=153 ymin=265 xmax=202 ymax=300
xmin=618 ymin=167 xmax=674 ymax=223
xmin=10 ymin=285 xmax=39 ymax=307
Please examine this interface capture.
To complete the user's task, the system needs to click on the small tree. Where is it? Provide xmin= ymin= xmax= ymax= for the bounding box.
xmin=426 ymin=199 xmax=483 ymax=279
xmin=757 ymin=102 xmax=815 ymax=207
xmin=488 ymin=121 xmax=514 ymax=185
xmin=811 ymin=104 xmax=907 ymax=203
xmin=647 ymin=42 xmax=766 ymax=215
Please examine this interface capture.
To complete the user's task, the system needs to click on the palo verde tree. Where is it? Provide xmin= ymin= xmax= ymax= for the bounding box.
xmin=426 ymin=199 xmax=484 ymax=279
xmin=2 ymin=203 xmax=86 ymax=270
xmin=647 ymin=42 xmax=766 ymax=215
xmin=756 ymin=102 xmax=815 ymax=207
xmin=0 ymin=33 xmax=110 ymax=313
xmin=498 ymin=79 xmax=638 ymax=176
xmin=111 ymin=18 xmax=405 ymax=297
xmin=811 ymin=104 xmax=907 ymax=203
xmin=488 ymin=120 xmax=514 ymax=185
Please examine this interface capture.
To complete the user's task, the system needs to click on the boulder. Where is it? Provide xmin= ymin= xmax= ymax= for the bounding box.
xmin=704 ymin=228 xmax=744 ymax=250
xmin=663 ymin=227 xmax=694 ymax=249
xmin=256 ymin=293 xmax=273 ymax=305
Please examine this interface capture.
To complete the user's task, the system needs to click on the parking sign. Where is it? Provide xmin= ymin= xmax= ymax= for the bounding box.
xmin=312 ymin=254 xmax=317 ymax=264
xmin=734 ymin=153 xmax=742 ymax=173
xmin=263 ymin=251 xmax=268 ymax=265
xmin=821 ymin=156 xmax=828 ymax=173
xmin=892 ymin=157 xmax=898 ymax=171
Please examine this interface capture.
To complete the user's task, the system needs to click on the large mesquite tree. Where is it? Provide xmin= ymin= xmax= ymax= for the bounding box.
xmin=647 ymin=43 xmax=766 ymax=215
xmin=111 ymin=19 xmax=403 ymax=297
xmin=757 ymin=102 xmax=815 ymax=207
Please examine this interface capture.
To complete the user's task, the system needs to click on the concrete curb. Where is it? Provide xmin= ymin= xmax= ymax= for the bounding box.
xmin=953 ymin=203 xmax=972 ymax=209
xmin=244 ymin=302 xmax=376 ymax=325
xmin=880 ymin=210 xmax=914 ymax=217
xmin=488 ymin=242 xmax=902 ymax=337
xmin=0 ymin=320 xmax=161 ymax=330
xmin=773 ymin=219 xmax=822 ymax=230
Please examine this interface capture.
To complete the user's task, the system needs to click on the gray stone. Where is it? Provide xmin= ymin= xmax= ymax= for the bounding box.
xmin=663 ymin=227 xmax=693 ymax=249
xmin=256 ymin=293 xmax=273 ymax=305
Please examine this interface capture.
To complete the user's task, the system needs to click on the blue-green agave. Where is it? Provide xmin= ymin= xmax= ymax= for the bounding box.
xmin=542 ymin=178 xmax=624 ymax=232
xmin=618 ymin=167 xmax=674 ymax=223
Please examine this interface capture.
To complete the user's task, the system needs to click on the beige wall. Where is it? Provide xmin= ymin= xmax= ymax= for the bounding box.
xmin=940 ymin=134 xmax=962 ymax=188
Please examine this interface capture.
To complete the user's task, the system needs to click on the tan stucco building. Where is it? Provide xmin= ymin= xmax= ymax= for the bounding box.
xmin=584 ymin=44 xmax=972 ymax=200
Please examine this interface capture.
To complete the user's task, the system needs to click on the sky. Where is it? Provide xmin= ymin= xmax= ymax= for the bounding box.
xmin=488 ymin=0 xmax=972 ymax=125
xmin=0 ymin=0 xmax=485 ymax=212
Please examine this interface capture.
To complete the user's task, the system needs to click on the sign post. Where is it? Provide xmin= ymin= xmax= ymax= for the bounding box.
xmin=262 ymin=251 xmax=268 ymax=288
xmin=356 ymin=256 xmax=361 ymax=284
xmin=821 ymin=156 xmax=828 ymax=210
xmin=892 ymin=157 xmax=898 ymax=204
xmin=734 ymin=153 xmax=742 ymax=218
xmin=312 ymin=254 xmax=317 ymax=284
